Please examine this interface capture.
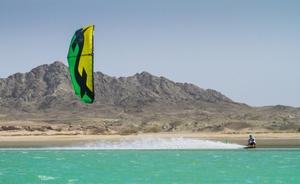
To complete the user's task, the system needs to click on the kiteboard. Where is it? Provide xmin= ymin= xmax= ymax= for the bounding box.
xmin=244 ymin=145 xmax=256 ymax=149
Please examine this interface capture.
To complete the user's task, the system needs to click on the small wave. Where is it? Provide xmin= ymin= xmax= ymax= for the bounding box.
xmin=67 ymin=179 xmax=79 ymax=184
xmin=33 ymin=156 xmax=47 ymax=159
xmin=38 ymin=175 xmax=56 ymax=181
xmin=56 ymin=157 xmax=65 ymax=160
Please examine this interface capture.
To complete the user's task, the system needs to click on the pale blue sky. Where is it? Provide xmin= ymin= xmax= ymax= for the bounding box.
xmin=0 ymin=0 xmax=299 ymax=107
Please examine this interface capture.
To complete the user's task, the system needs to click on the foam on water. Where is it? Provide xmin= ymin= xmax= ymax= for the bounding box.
xmin=77 ymin=137 xmax=244 ymax=150
xmin=0 ymin=137 xmax=244 ymax=150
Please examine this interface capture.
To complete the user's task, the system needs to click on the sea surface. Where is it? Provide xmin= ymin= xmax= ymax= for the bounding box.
xmin=0 ymin=138 xmax=299 ymax=184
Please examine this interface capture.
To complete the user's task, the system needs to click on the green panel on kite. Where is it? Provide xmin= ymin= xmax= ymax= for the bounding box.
xmin=67 ymin=25 xmax=95 ymax=103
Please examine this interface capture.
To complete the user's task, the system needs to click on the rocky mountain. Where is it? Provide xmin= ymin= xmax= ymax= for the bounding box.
xmin=0 ymin=61 xmax=299 ymax=135
xmin=0 ymin=61 xmax=235 ymax=112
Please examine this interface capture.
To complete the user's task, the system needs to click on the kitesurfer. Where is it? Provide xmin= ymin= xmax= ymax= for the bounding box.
xmin=247 ymin=135 xmax=256 ymax=148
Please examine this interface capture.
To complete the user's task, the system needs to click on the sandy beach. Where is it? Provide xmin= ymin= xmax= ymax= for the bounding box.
xmin=0 ymin=133 xmax=299 ymax=148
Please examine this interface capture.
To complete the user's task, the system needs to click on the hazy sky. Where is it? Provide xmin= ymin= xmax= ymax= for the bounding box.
xmin=0 ymin=0 xmax=299 ymax=107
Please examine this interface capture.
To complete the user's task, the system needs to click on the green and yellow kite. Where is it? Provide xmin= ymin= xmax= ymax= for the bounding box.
xmin=67 ymin=25 xmax=94 ymax=103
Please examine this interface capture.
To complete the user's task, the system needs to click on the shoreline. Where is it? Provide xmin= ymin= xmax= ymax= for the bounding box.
xmin=0 ymin=132 xmax=300 ymax=148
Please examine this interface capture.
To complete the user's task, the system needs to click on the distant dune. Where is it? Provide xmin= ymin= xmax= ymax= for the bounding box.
xmin=0 ymin=61 xmax=299 ymax=135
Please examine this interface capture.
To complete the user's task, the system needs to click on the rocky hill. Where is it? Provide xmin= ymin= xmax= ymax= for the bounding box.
xmin=0 ymin=61 xmax=299 ymax=135
xmin=0 ymin=61 xmax=234 ymax=111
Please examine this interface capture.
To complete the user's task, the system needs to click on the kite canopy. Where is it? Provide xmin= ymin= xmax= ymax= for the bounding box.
xmin=67 ymin=25 xmax=94 ymax=103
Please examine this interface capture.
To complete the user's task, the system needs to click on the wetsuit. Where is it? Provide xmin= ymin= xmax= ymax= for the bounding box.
xmin=248 ymin=137 xmax=256 ymax=146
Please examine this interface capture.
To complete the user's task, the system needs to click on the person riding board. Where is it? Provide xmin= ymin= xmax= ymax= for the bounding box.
xmin=247 ymin=135 xmax=256 ymax=148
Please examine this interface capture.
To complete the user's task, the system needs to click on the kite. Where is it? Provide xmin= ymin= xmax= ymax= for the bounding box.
xmin=67 ymin=25 xmax=95 ymax=103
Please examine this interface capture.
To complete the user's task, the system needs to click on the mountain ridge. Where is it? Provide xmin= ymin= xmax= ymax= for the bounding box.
xmin=0 ymin=61 xmax=237 ymax=111
xmin=0 ymin=61 xmax=299 ymax=135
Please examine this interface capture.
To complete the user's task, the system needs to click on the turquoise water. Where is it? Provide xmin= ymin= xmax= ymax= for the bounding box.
xmin=0 ymin=149 xmax=300 ymax=184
